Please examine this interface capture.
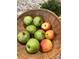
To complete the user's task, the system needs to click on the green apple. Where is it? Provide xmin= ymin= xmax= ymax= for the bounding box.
xmin=17 ymin=31 xmax=30 ymax=44
xmin=26 ymin=25 xmax=37 ymax=34
xmin=23 ymin=16 xmax=33 ymax=25
xmin=33 ymin=16 xmax=42 ymax=27
xmin=34 ymin=30 xmax=45 ymax=41
xmin=26 ymin=38 xmax=40 ymax=53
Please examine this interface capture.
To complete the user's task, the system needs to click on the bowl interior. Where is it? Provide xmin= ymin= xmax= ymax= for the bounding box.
xmin=17 ymin=9 xmax=61 ymax=59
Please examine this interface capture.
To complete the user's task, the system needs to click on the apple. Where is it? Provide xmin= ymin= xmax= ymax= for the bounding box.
xmin=33 ymin=16 xmax=42 ymax=27
xmin=17 ymin=31 xmax=30 ymax=44
xmin=40 ymin=39 xmax=53 ymax=52
xmin=41 ymin=22 xmax=51 ymax=31
xmin=45 ymin=30 xmax=54 ymax=40
xmin=26 ymin=38 xmax=40 ymax=53
xmin=26 ymin=25 xmax=37 ymax=34
xmin=34 ymin=30 xmax=45 ymax=41
xmin=23 ymin=16 xmax=33 ymax=25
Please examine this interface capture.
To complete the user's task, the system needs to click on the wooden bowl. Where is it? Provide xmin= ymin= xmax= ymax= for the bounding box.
xmin=17 ymin=9 xmax=61 ymax=59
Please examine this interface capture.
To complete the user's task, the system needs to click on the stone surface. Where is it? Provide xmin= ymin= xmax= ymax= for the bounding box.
xmin=17 ymin=0 xmax=47 ymax=12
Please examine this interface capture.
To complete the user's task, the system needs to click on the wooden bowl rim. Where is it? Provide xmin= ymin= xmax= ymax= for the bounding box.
xmin=17 ymin=9 xmax=60 ymax=23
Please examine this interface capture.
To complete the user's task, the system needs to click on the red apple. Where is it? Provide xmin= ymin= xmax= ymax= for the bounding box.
xmin=40 ymin=39 xmax=53 ymax=52
xmin=45 ymin=30 xmax=54 ymax=40
xmin=41 ymin=22 xmax=51 ymax=31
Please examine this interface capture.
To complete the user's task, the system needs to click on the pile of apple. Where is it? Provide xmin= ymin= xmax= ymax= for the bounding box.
xmin=17 ymin=16 xmax=55 ymax=54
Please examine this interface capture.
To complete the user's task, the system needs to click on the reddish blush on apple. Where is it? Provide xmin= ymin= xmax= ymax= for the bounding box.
xmin=45 ymin=30 xmax=54 ymax=40
xmin=40 ymin=39 xmax=53 ymax=52
xmin=41 ymin=22 xmax=51 ymax=31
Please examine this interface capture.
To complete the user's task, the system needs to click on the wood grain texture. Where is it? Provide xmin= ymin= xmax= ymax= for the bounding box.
xmin=17 ymin=9 xmax=61 ymax=59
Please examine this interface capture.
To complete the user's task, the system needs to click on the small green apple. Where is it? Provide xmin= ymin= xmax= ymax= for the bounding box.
xmin=34 ymin=30 xmax=45 ymax=41
xmin=17 ymin=31 xmax=30 ymax=44
xmin=26 ymin=25 xmax=37 ymax=34
xmin=26 ymin=38 xmax=40 ymax=53
xmin=33 ymin=16 xmax=42 ymax=27
xmin=23 ymin=16 xmax=33 ymax=25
